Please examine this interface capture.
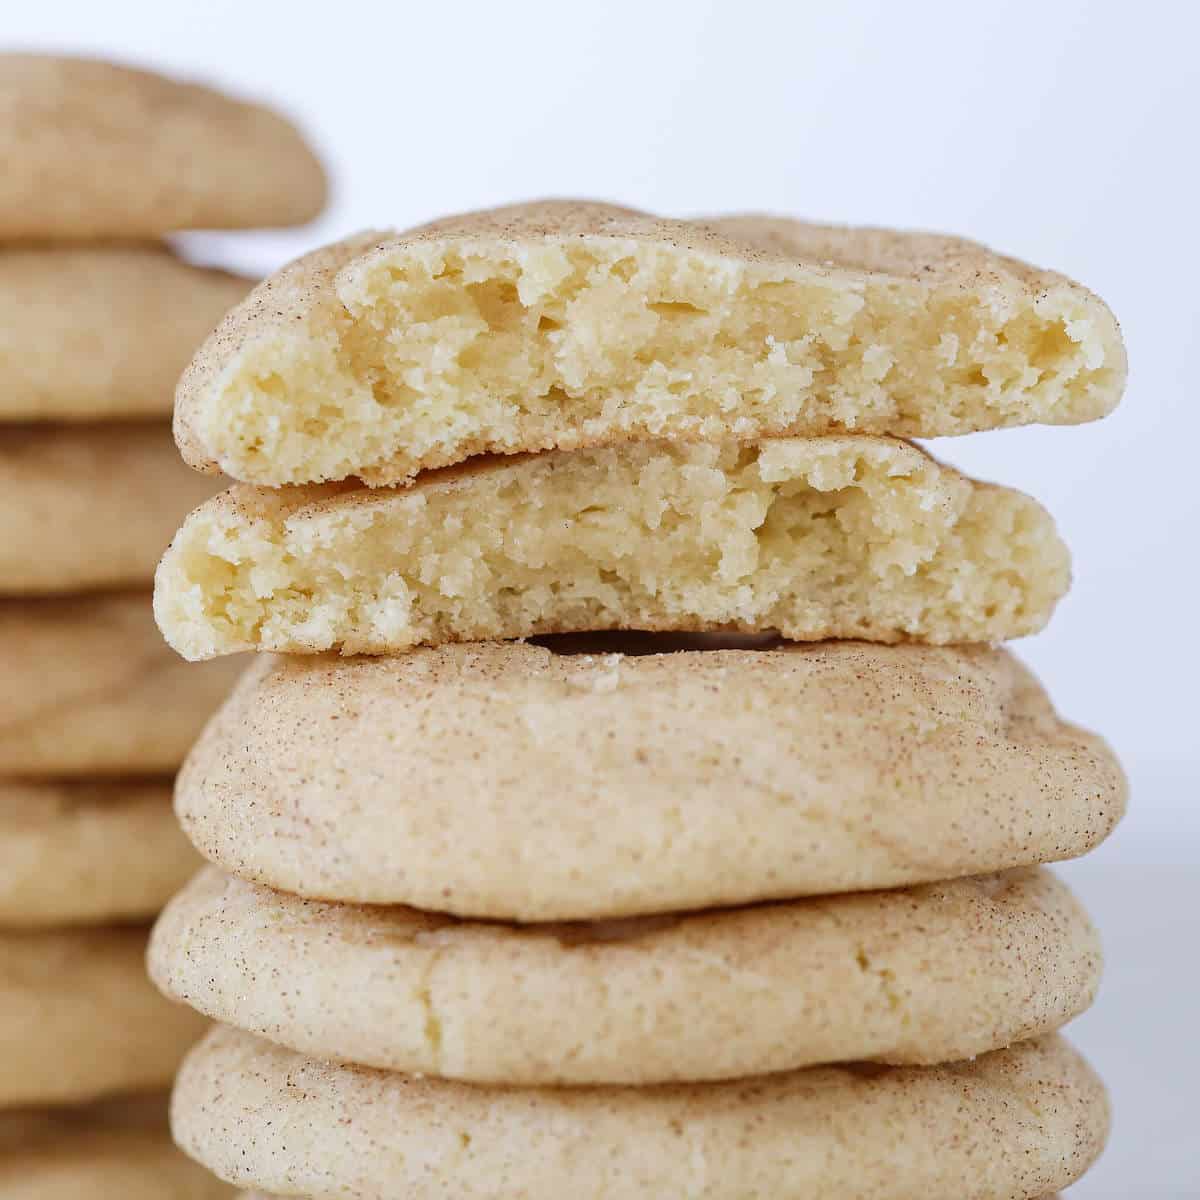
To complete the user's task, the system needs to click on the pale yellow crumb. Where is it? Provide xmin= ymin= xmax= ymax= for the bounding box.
xmin=154 ymin=436 xmax=1070 ymax=659
xmin=174 ymin=200 xmax=1126 ymax=486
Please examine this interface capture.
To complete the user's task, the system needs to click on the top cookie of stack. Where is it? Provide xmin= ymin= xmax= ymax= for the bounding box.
xmin=151 ymin=201 xmax=1125 ymax=1200
xmin=156 ymin=200 xmax=1123 ymax=657
xmin=0 ymin=53 xmax=324 ymax=1200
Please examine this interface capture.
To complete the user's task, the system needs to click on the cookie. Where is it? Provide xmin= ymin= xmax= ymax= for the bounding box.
xmin=0 ymin=1132 xmax=230 ymax=1198
xmin=0 ymin=1098 xmax=230 ymax=1197
xmin=151 ymin=867 xmax=1099 ymax=1085
xmin=0 ymin=925 xmax=208 ymax=1107
xmin=0 ymin=778 xmax=199 ymax=928
xmin=0 ymin=424 xmax=224 ymax=594
xmin=0 ymin=54 xmax=326 ymax=238
xmin=175 ymin=640 xmax=1123 ymax=918
xmin=172 ymin=199 xmax=1125 ymax=486
xmin=0 ymin=245 xmax=251 ymax=422
xmin=0 ymin=593 xmax=243 ymax=776
xmin=154 ymin=436 xmax=1069 ymax=659
xmin=172 ymin=1027 xmax=1107 ymax=1199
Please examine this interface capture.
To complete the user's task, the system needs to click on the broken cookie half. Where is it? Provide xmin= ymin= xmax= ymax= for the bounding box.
xmin=154 ymin=435 xmax=1069 ymax=659
xmin=174 ymin=200 xmax=1126 ymax=487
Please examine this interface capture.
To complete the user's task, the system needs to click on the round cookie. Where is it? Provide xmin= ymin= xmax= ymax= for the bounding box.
xmin=151 ymin=867 xmax=1099 ymax=1085
xmin=0 ymin=778 xmax=199 ymax=928
xmin=173 ymin=1027 xmax=1108 ymax=1199
xmin=0 ymin=424 xmax=225 ymax=594
xmin=0 ymin=245 xmax=251 ymax=422
xmin=0 ymin=925 xmax=209 ymax=1107
xmin=0 ymin=593 xmax=243 ymax=777
xmin=0 ymin=1099 xmax=230 ymax=1198
xmin=172 ymin=199 xmax=1125 ymax=488
xmin=175 ymin=639 xmax=1125 ymax=918
xmin=0 ymin=54 xmax=326 ymax=238
xmin=154 ymin=436 xmax=1070 ymax=659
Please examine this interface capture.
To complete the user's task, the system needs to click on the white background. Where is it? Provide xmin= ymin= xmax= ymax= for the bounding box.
xmin=8 ymin=2 xmax=1198 ymax=1195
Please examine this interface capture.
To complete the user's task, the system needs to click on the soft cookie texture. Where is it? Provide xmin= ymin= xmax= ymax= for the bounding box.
xmin=0 ymin=1099 xmax=231 ymax=1198
xmin=0 ymin=245 xmax=251 ymax=421
xmin=175 ymin=640 xmax=1123 ymax=917
xmin=0 ymin=593 xmax=243 ymax=776
xmin=154 ymin=437 xmax=1069 ymax=659
xmin=172 ymin=1027 xmax=1108 ymax=1200
xmin=0 ymin=54 xmax=326 ymax=237
xmin=151 ymin=867 xmax=1099 ymax=1085
xmin=0 ymin=926 xmax=209 ymax=1107
xmin=0 ymin=424 xmax=225 ymax=594
xmin=172 ymin=199 xmax=1125 ymax=486
xmin=0 ymin=778 xmax=199 ymax=928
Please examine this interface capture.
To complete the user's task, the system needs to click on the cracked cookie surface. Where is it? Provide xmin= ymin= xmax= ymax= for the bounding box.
xmin=151 ymin=866 xmax=1100 ymax=1085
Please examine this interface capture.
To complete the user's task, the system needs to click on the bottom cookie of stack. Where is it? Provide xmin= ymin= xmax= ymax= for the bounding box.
xmin=152 ymin=862 xmax=1110 ymax=1198
xmin=174 ymin=1027 xmax=1104 ymax=1199
xmin=152 ymin=860 xmax=1109 ymax=1197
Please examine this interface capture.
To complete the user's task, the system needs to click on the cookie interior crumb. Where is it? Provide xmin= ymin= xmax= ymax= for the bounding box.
xmin=155 ymin=436 xmax=1068 ymax=659
xmin=181 ymin=206 xmax=1125 ymax=486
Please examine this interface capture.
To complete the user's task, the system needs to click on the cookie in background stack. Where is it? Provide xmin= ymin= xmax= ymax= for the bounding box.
xmin=151 ymin=202 xmax=1126 ymax=1199
xmin=0 ymin=53 xmax=325 ymax=1197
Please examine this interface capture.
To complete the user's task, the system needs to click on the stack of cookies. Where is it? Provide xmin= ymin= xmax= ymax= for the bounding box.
xmin=0 ymin=54 xmax=324 ymax=1194
xmin=149 ymin=202 xmax=1128 ymax=1200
